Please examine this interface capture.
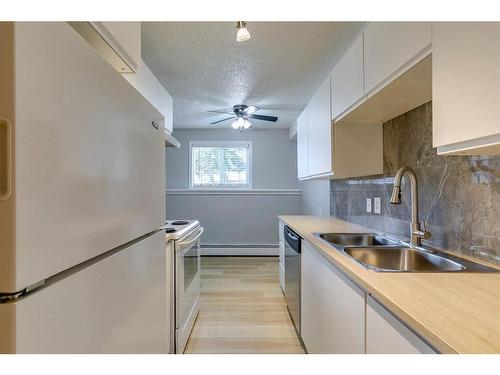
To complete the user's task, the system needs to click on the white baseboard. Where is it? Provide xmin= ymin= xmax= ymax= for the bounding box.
xmin=201 ymin=246 xmax=278 ymax=256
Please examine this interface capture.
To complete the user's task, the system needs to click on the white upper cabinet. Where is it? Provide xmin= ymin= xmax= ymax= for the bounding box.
xmin=296 ymin=108 xmax=309 ymax=179
xmin=122 ymin=61 xmax=159 ymax=109
xmin=331 ymin=33 xmax=364 ymax=120
xmin=296 ymin=73 xmax=383 ymax=180
xmin=278 ymin=219 xmax=285 ymax=292
xmin=70 ymin=22 xmax=174 ymax=133
xmin=122 ymin=60 xmax=174 ymax=133
xmin=307 ymin=76 xmax=332 ymax=177
xmin=366 ymin=296 xmax=436 ymax=354
xmin=363 ymin=22 xmax=431 ymax=94
xmin=90 ymin=22 xmax=141 ymax=72
xmin=433 ymin=22 xmax=500 ymax=155
xmin=158 ymin=84 xmax=173 ymax=134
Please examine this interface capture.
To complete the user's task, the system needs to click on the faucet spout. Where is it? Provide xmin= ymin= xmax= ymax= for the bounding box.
xmin=390 ymin=166 xmax=430 ymax=246
xmin=389 ymin=185 xmax=401 ymax=204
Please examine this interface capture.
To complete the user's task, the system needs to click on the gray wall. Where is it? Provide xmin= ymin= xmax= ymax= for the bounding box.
xmin=300 ymin=179 xmax=330 ymax=216
xmin=330 ymin=102 xmax=500 ymax=264
xmin=165 ymin=129 xmax=301 ymax=245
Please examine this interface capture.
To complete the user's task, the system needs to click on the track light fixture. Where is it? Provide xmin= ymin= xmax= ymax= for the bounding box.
xmin=236 ymin=21 xmax=251 ymax=42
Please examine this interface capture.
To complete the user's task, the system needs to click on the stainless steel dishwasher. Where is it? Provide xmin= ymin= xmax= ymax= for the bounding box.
xmin=284 ymin=225 xmax=301 ymax=335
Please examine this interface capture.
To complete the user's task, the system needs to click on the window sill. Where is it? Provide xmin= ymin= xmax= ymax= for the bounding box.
xmin=190 ymin=186 xmax=252 ymax=191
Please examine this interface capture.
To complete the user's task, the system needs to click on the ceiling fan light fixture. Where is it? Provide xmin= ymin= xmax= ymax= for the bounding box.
xmin=230 ymin=116 xmax=252 ymax=131
xmin=236 ymin=21 xmax=251 ymax=42
xmin=243 ymin=119 xmax=252 ymax=129
xmin=231 ymin=116 xmax=244 ymax=129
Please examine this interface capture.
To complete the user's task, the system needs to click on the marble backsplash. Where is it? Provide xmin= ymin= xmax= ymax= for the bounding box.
xmin=330 ymin=101 xmax=500 ymax=264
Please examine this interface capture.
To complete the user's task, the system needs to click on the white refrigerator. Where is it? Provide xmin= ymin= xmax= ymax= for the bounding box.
xmin=0 ymin=22 xmax=169 ymax=353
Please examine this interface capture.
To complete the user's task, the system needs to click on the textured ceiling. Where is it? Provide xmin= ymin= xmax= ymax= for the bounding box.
xmin=142 ymin=22 xmax=365 ymax=130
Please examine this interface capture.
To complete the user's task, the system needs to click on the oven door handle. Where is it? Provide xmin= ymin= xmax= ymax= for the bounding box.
xmin=176 ymin=227 xmax=204 ymax=251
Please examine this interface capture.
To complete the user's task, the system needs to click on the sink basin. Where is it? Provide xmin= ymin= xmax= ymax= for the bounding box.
xmin=316 ymin=233 xmax=398 ymax=247
xmin=343 ymin=246 xmax=466 ymax=272
xmin=314 ymin=232 xmax=500 ymax=272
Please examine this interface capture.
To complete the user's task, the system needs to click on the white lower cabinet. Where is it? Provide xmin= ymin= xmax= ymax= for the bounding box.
xmin=279 ymin=242 xmax=285 ymax=292
xmin=301 ymin=240 xmax=365 ymax=353
xmin=278 ymin=219 xmax=285 ymax=292
xmin=279 ymin=263 xmax=285 ymax=293
xmin=299 ymin=239 xmax=437 ymax=354
xmin=366 ymin=296 xmax=436 ymax=354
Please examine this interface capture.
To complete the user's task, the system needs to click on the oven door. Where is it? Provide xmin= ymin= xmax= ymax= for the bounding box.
xmin=175 ymin=226 xmax=203 ymax=353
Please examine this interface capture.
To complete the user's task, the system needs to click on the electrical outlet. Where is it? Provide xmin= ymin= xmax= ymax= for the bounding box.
xmin=374 ymin=197 xmax=381 ymax=214
xmin=366 ymin=198 xmax=372 ymax=213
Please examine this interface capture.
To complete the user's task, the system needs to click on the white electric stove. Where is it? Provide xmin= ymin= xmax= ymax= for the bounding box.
xmin=163 ymin=220 xmax=203 ymax=354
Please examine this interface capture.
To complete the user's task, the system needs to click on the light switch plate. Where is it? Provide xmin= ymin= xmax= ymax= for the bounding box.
xmin=366 ymin=198 xmax=372 ymax=213
xmin=374 ymin=197 xmax=381 ymax=214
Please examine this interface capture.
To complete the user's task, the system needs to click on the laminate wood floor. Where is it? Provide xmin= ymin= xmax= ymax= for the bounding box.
xmin=184 ymin=256 xmax=305 ymax=354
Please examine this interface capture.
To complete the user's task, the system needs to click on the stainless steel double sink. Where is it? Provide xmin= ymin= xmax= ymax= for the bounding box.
xmin=314 ymin=233 xmax=499 ymax=273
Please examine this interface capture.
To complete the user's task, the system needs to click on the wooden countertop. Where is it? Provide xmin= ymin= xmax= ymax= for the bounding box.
xmin=278 ymin=215 xmax=500 ymax=354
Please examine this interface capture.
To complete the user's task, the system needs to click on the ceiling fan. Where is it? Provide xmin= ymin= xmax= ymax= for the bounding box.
xmin=208 ymin=105 xmax=278 ymax=131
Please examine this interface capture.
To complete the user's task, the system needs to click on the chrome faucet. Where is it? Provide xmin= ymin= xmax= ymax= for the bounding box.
xmin=389 ymin=166 xmax=431 ymax=246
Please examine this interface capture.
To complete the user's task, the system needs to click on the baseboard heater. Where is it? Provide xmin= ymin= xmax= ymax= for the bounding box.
xmin=200 ymin=244 xmax=278 ymax=256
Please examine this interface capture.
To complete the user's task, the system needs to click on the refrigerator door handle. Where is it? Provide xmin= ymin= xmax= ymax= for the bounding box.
xmin=0 ymin=229 xmax=162 ymax=304
xmin=0 ymin=280 xmax=45 ymax=304
xmin=0 ymin=289 xmax=26 ymax=304
xmin=0 ymin=116 xmax=12 ymax=201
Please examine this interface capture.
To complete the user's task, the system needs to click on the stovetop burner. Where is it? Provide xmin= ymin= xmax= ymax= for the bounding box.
xmin=171 ymin=220 xmax=189 ymax=226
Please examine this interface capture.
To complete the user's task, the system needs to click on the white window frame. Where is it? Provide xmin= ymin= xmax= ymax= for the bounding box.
xmin=189 ymin=140 xmax=253 ymax=190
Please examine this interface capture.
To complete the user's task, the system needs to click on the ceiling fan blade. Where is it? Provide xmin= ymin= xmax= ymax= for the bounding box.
xmin=249 ymin=114 xmax=278 ymax=122
xmin=242 ymin=105 xmax=259 ymax=115
xmin=208 ymin=110 xmax=235 ymax=115
xmin=210 ymin=116 xmax=236 ymax=125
